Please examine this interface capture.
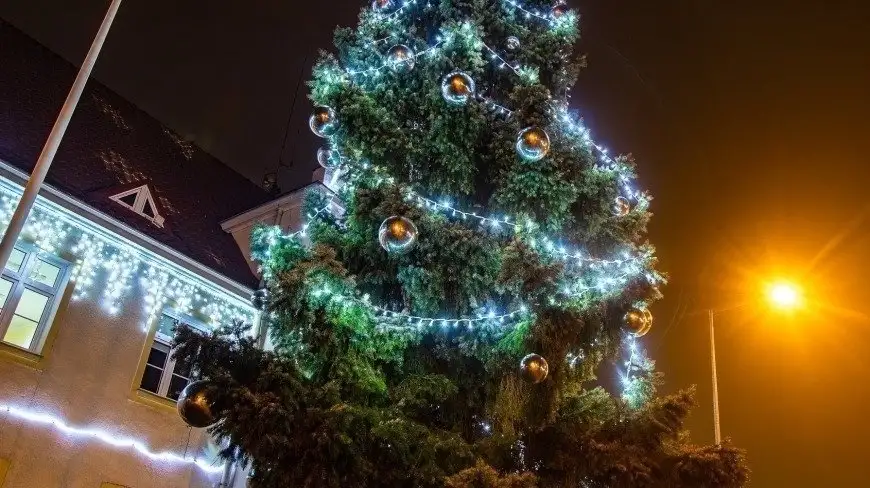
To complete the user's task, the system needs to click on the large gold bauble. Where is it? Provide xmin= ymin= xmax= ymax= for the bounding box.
xmin=516 ymin=126 xmax=551 ymax=162
xmin=309 ymin=106 xmax=338 ymax=138
xmin=378 ymin=216 xmax=418 ymax=254
xmin=520 ymin=353 xmax=549 ymax=384
xmin=441 ymin=71 xmax=475 ymax=105
xmin=623 ymin=307 xmax=652 ymax=337
xmin=176 ymin=380 xmax=217 ymax=428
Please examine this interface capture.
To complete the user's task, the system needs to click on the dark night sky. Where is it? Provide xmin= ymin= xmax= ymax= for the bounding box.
xmin=3 ymin=1 xmax=870 ymax=485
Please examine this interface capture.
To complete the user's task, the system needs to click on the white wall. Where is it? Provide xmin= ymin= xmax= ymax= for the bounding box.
xmin=0 ymin=170 xmax=257 ymax=487
xmin=0 ymin=278 xmax=223 ymax=487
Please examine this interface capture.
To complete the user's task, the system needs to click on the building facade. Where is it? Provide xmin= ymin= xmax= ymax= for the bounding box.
xmin=0 ymin=20 xmax=313 ymax=488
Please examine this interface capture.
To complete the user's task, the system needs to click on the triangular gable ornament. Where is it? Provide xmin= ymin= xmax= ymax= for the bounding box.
xmin=109 ymin=184 xmax=166 ymax=228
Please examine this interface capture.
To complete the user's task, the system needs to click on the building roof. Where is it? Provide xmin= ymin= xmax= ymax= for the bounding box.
xmin=0 ymin=20 xmax=272 ymax=287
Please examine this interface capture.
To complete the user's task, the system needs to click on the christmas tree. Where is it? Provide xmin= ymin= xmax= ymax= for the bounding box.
xmin=174 ymin=1 xmax=749 ymax=486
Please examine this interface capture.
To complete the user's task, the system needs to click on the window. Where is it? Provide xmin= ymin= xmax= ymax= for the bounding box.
xmin=0 ymin=243 xmax=71 ymax=353
xmin=109 ymin=184 xmax=165 ymax=228
xmin=139 ymin=310 xmax=203 ymax=400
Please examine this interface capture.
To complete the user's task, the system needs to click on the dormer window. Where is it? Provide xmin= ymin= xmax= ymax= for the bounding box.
xmin=109 ymin=184 xmax=165 ymax=228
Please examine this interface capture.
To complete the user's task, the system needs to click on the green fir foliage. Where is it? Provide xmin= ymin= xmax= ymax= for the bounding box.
xmin=175 ymin=1 xmax=748 ymax=486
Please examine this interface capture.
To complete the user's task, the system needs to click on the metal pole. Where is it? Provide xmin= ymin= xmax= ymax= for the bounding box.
xmin=709 ymin=309 xmax=722 ymax=444
xmin=0 ymin=0 xmax=123 ymax=270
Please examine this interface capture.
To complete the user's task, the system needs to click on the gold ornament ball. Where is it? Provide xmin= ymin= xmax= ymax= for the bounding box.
xmin=441 ymin=72 xmax=475 ymax=105
xmin=516 ymin=126 xmax=551 ymax=162
xmin=176 ymin=380 xmax=217 ymax=428
xmin=520 ymin=353 xmax=549 ymax=384
xmin=623 ymin=307 xmax=652 ymax=337
xmin=614 ymin=196 xmax=631 ymax=217
xmin=309 ymin=106 xmax=338 ymax=138
xmin=378 ymin=216 xmax=418 ymax=254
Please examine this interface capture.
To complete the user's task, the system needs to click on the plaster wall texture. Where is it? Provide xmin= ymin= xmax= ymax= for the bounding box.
xmin=0 ymin=270 xmax=225 ymax=487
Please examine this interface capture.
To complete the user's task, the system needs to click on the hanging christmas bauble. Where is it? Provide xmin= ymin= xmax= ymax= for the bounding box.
xmin=372 ymin=0 xmax=394 ymax=11
xmin=387 ymin=44 xmax=415 ymax=72
xmin=614 ymin=196 xmax=631 ymax=217
xmin=623 ymin=307 xmax=652 ymax=337
xmin=176 ymin=380 xmax=217 ymax=428
xmin=317 ymin=147 xmax=338 ymax=169
xmin=551 ymin=1 xmax=569 ymax=18
xmin=520 ymin=353 xmax=549 ymax=384
xmin=516 ymin=126 xmax=551 ymax=162
xmin=639 ymin=308 xmax=653 ymax=336
xmin=506 ymin=36 xmax=521 ymax=51
xmin=378 ymin=216 xmax=418 ymax=254
xmin=441 ymin=71 xmax=476 ymax=105
xmin=309 ymin=106 xmax=338 ymax=138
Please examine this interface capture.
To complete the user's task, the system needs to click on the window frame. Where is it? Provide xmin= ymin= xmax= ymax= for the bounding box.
xmin=0 ymin=242 xmax=71 ymax=354
xmin=139 ymin=308 xmax=206 ymax=400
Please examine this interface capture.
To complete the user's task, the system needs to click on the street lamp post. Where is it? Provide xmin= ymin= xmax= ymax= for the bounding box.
xmin=707 ymin=279 xmax=802 ymax=445
xmin=708 ymin=309 xmax=722 ymax=445
xmin=0 ymin=0 xmax=124 ymax=271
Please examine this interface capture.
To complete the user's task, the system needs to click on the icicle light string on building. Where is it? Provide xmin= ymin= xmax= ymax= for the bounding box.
xmin=0 ymin=186 xmax=256 ymax=329
xmin=0 ymin=404 xmax=225 ymax=474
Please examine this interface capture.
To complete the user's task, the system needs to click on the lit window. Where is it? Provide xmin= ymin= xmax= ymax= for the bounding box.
xmin=139 ymin=310 xmax=203 ymax=400
xmin=0 ymin=243 xmax=71 ymax=353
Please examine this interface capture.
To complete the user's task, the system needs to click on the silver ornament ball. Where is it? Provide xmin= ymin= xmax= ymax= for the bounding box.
xmin=176 ymin=380 xmax=218 ymax=428
xmin=614 ymin=196 xmax=631 ymax=217
xmin=506 ymin=36 xmax=521 ymax=51
xmin=378 ymin=216 xmax=418 ymax=254
xmin=317 ymin=147 xmax=338 ymax=169
xmin=441 ymin=71 xmax=476 ymax=105
xmin=309 ymin=106 xmax=338 ymax=138
xmin=388 ymin=44 xmax=416 ymax=72
xmin=516 ymin=126 xmax=551 ymax=162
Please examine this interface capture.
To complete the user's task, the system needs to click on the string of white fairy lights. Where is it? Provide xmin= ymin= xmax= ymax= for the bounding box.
xmin=373 ymin=0 xmax=569 ymax=26
xmin=335 ymin=156 xmax=657 ymax=276
xmin=482 ymin=42 xmax=522 ymax=74
xmin=258 ymin=192 xmax=655 ymax=335
xmin=335 ymin=18 xmax=651 ymax=206
xmin=320 ymin=0 xmax=650 ymax=399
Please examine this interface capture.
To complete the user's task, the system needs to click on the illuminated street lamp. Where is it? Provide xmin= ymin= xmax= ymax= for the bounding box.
xmin=767 ymin=280 xmax=802 ymax=310
xmin=708 ymin=279 xmax=802 ymax=444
